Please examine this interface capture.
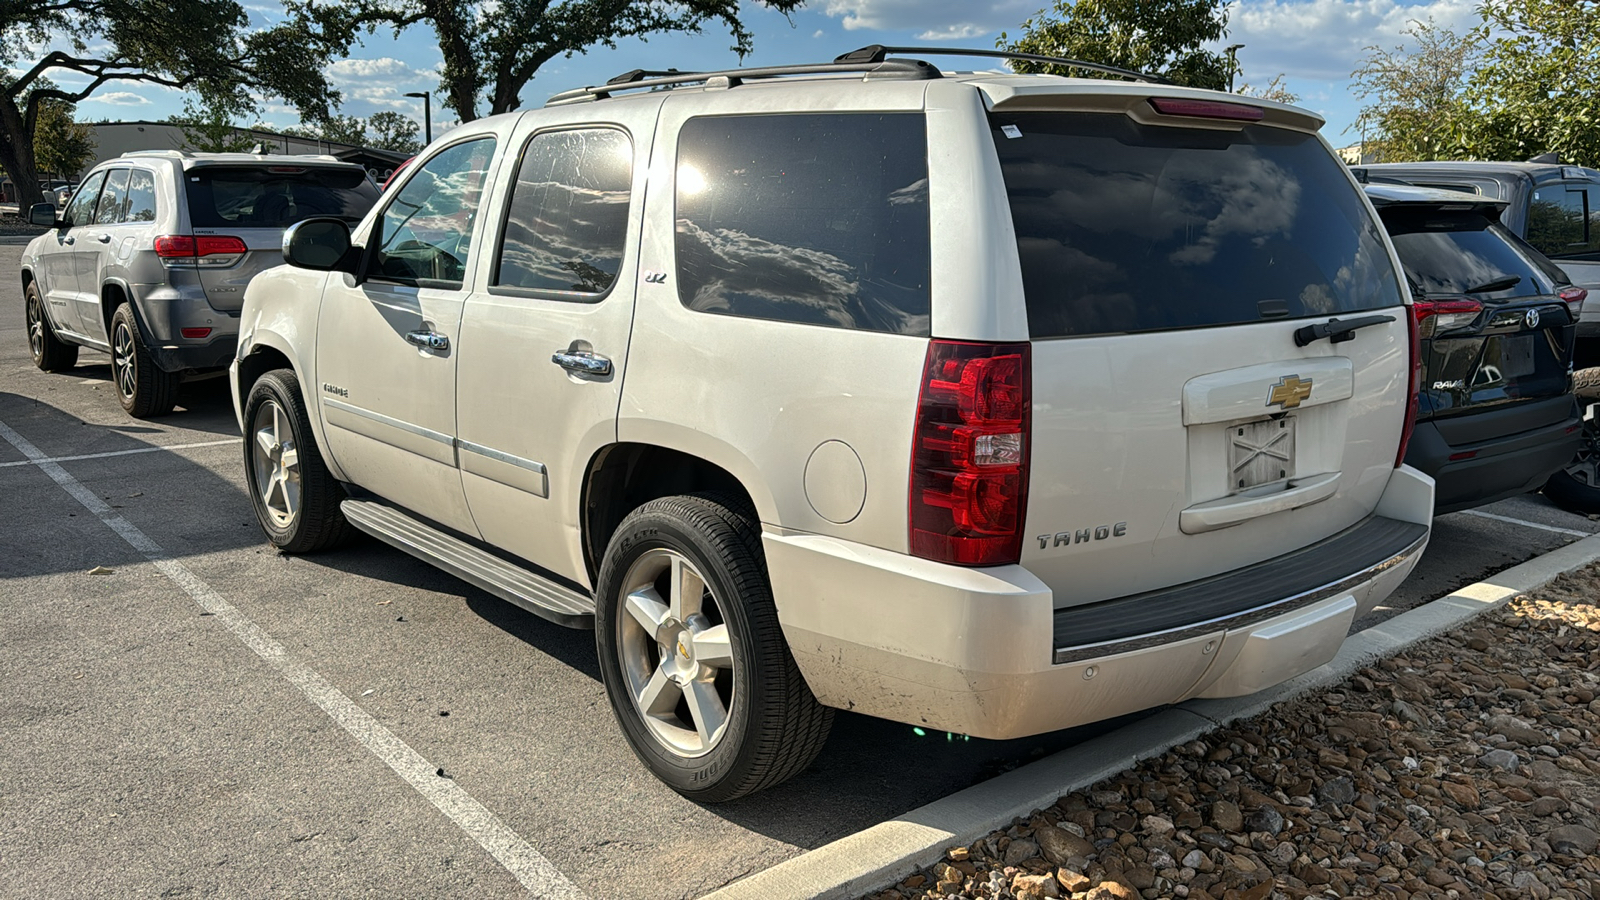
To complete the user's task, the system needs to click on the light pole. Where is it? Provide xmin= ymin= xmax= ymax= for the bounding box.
xmin=404 ymin=91 xmax=432 ymax=145
xmin=1225 ymin=44 xmax=1245 ymax=93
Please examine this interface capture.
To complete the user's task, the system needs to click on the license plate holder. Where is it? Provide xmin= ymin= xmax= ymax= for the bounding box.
xmin=1230 ymin=417 xmax=1295 ymax=492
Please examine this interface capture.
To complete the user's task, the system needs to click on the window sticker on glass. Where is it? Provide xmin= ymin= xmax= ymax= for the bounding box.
xmin=1001 ymin=125 xmax=1023 ymax=139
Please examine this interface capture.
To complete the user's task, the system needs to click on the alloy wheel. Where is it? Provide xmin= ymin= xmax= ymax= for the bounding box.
xmin=616 ymin=548 xmax=736 ymax=758
xmin=26 ymin=292 xmax=44 ymax=361
xmin=250 ymin=399 xmax=301 ymax=528
xmin=112 ymin=320 xmax=137 ymax=400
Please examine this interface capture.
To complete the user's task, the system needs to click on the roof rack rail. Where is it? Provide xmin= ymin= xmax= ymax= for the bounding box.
xmin=546 ymin=57 xmax=939 ymax=105
xmin=834 ymin=45 xmax=1170 ymax=85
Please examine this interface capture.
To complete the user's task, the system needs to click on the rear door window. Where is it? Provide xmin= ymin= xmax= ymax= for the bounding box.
xmin=493 ymin=127 xmax=632 ymax=298
xmin=125 ymin=169 xmax=158 ymax=223
xmin=1381 ymin=210 xmax=1557 ymax=298
xmin=184 ymin=166 xmax=379 ymax=228
xmin=991 ymin=113 xmax=1403 ymax=338
xmin=674 ymin=113 xmax=931 ymax=335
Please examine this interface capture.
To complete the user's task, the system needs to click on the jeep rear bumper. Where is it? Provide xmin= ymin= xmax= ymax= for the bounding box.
xmin=768 ymin=466 xmax=1433 ymax=739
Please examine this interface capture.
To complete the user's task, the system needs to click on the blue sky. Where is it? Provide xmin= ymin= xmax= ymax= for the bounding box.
xmin=67 ymin=0 xmax=1482 ymax=146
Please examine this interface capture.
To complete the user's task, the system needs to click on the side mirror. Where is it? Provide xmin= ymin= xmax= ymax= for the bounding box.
xmin=28 ymin=203 xmax=59 ymax=228
xmin=283 ymin=218 xmax=353 ymax=271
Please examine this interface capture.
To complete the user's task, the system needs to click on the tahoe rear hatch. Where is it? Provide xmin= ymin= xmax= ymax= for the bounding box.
xmin=990 ymin=106 xmax=1413 ymax=608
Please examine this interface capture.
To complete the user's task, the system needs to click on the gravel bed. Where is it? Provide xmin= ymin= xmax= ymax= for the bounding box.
xmin=866 ymin=563 xmax=1600 ymax=900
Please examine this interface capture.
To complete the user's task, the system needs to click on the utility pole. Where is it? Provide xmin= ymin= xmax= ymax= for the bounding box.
xmin=1225 ymin=44 xmax=1245 ymax=93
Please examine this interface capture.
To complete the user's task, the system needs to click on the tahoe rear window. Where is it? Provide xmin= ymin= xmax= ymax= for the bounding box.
xmin=1380 ymin=210 xmax=1560 ymax=299
xmin=992 ymin=113 xmax=1403 ymax=338
xmin=185 ymin=166 xmax=379 ymax=229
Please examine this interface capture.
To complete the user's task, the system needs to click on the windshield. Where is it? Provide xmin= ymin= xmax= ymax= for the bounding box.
xmin=1381 ymin=209 xmax=1558 ymax=299
xmin=991 ymin=112 xmax=1403 ymax=338
xmin=185 ymin=166 xmax=378 ymax=228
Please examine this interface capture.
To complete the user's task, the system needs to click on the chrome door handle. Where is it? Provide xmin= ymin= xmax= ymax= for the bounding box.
xmin=94 ymin=233 xmax=111 ymax=243
xmin=62 ymin=236 xmax=74 ymax=245
xmin=405 ymin=330 xmax=450 ymax=352
xmin=551 ymin=349 xmax=612 ymax=376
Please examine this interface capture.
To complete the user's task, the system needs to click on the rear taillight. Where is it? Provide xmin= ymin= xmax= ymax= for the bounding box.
xmin=1147 ymin=97 xmax=1266 ymax=122
xmin=153 ymin=234 xmax=247 ymax=267
xmin=1412 ymin=298 xmax=1482 ymax=339
xmin=1560 ymin=287 xmax=1587 ymax=316
xmin=1398 ymin=305 xmax=1422 ymax=468
xmin=909 ymin=341 xmax=1031 ymax=566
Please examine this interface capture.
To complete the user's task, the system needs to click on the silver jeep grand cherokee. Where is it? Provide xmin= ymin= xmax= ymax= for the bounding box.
xmin=21 ymin=151 xmax=378 ymax=417
xmin=232 ymin=47 xmax=1435 ymax=800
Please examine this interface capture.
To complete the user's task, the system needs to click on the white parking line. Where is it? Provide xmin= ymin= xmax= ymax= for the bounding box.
xmin=1460 ymin=508 xmax=1592 ymax=538
xmin=0 ymin=438 xmax=240 ymax=468
xmin=0 ymin=418 xmax=584 ymax=899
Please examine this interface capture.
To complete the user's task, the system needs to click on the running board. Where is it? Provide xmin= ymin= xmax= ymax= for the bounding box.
xmin=341 ymin=499 xmax=595 ymax=628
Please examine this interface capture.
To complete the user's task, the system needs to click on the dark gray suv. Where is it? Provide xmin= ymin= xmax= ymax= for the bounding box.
xmin=21 ymin=151 xmax=379 ymax=417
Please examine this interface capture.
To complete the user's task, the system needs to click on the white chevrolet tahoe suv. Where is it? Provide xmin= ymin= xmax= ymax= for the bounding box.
xmin=231 ymin=47 xmax=1435 ymax=801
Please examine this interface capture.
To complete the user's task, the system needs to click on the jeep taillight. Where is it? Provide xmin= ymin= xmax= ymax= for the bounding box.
xmin=154 ymin=234 xmax=247 ymax=267
xmin=1398 ymin=306 xmax=1422 ymax=468
xmin=909 ymin=340 xmax=1031 ymax=566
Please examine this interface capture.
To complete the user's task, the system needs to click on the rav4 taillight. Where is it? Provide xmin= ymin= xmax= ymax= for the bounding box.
xmin=1560 ymin=287 xmax=1587 ymax=316
xmin=154 ymin=234 xmax=248 ymax=268
xmin=1412 ymin=298 xmax=1482 ymax=339
xmin=1397 ymin=305 xmax=1424 ymax=468
xmin=909 ymin=340 xmax=1031 ymax=566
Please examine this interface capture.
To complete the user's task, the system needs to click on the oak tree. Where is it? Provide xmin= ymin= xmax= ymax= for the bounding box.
xmin=999 ymin=0 xmax=1232 ymax=89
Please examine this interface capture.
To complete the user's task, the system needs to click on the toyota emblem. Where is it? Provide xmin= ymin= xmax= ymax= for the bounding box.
xmin=1525 ymin=308 xmax=1541 ymax=329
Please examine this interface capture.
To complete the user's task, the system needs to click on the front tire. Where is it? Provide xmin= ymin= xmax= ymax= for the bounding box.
xmin=25 ymin=282 xmax=78 ymax=372
xmin=594 ymin=493 xmax=833 ymax=802
xmin=110 ymin=303 xmax=177 ymax=418
xmin=243 ymin=369 xmax=354 ymax=553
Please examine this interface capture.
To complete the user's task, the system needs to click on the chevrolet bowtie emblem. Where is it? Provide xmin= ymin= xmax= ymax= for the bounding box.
xmin=677 ymin=641 xmax=690 ymax=659
xmin=1267 ymin=375 xmax=1313 ymax=410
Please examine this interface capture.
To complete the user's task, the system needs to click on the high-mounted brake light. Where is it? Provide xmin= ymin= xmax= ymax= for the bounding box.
xmin=1412 ymin=298 xmax=1481 ymax=339
xmin=1147 ymin=97 xmax=1265 ymax=122
xmin=153 ymin=235 xmax=247 ymax=267
xmin=1560 ymin=287 xmax=1587 ymax=315
xmin=267 ymin=166 xmax=307 ymax=174
xmin=909 ymin=341 xmax=1031 ymax=566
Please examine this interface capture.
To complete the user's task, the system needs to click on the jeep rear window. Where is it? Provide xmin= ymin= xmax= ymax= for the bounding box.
xmin=184 ymin=166 xmax=379 ymax=229
xmin=992 ymin=113 xmax=1403 ymax=338
xmin=1380 ymin=210 xmax=1558 ymax=299
xmin=674 ymin=113 xmax=931 ymax=335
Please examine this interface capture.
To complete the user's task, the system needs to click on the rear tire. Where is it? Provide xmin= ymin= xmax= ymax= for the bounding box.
xmin=110 ymin=303 xmax=178 ymax=418
xmin=1545 ymin=415 xmax=1600 ymax=514
xmin=593 ymin=493 xmax=833 ymax=802
xmin=25 ymin=282 xmax=78 ymax=372
xmin=1575 ymin=367 xmax=1600 ymax=402
xmin=243 ymin=369 xmax=355 ymax=553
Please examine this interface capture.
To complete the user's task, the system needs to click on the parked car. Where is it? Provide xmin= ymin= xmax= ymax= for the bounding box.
xmin=1360 ymin=160 xmax=1600 ymax=511
xmin=232 ymin=47 xmax=1434 ymax=800
xmin=1363 ymin=183 xmax=1584 ymax=512
xmin=20 ymin=151 xmax=380 ymax=417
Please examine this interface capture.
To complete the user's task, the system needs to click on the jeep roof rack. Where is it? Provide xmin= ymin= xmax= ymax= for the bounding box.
xmin=833 ymin=45 xmax=1169 ymax=84
xmin=546 ymin=56 xmax=939 ymax=105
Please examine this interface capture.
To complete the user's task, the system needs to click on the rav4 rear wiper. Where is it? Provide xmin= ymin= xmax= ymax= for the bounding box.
xmin=1463 ymin=274 xmax=1521 ymax=294
xmin=1293 ymin=314 xmax=1397 ymax=347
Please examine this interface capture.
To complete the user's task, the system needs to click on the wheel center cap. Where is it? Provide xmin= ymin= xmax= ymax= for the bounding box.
xmin=675 ymin=630 xmax=695 ymax=663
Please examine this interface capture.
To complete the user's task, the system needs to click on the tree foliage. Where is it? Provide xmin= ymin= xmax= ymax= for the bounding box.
xmin=168 ymin=101 xmax=259 ymax=153
xmin=28 ymin=81 xmax=96 ymax=178
xmin=1352 ymin=1 xmax=1600 ymax=167
xmin=0 ymin=0 xmax=339 ymax=201
xmin=999 ymin=0 xmax=1232 ymax=89
xmin=1238 ymin=75 xmax=1300 ymax=106
xmin=367 ymin=111 xmax=421 ymax=153
xmin=280 ymin=111 xmax=422 ymax=152
xmin=291 ymin=0 xmax=805 ymax=123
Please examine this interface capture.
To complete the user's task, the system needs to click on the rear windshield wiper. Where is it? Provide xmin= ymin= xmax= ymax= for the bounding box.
xmin=1463 ymin=274 xmax=1521 ymax=294
xmin=1293 ymin=314 xmax=1398 ymax=347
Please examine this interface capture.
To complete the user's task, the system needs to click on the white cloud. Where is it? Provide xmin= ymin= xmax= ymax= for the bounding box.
xmin=89 ymin=92 xmax=151 ymax=106
xmin=822 ymin=0 xmax=1037 ymax=36
xmin=325 ymin=57 xmax=429 ymax=83
xmin=1224 ymin=0 xmax=1479 ymax=81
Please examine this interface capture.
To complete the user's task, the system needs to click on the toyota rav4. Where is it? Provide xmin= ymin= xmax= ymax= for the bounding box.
xmin=231 ymin=47 xmax=1435 ymax=800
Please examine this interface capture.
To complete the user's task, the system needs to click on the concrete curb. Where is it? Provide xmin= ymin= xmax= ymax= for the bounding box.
xmin=704 ymin=531 xmax=1600 ymax=900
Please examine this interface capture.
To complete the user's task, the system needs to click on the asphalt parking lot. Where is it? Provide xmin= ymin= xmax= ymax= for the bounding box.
xmin=4 ymin=240 xmax=1599 ymax=899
